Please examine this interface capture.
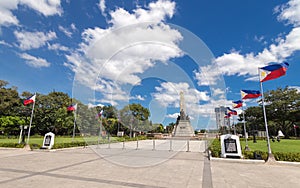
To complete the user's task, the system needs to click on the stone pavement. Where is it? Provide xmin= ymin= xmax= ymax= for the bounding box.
xmin=0 ymin=140 xmax=299 ymax=188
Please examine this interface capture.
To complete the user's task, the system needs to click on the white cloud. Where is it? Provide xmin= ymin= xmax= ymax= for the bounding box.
xmin=98 ymin=0 xmax=106 ymax=16
xmin=0 ymin=0 xmax=19 ymax=27
xmin=109 ymin=0 xmax=175 ymax=28
xmin=20 ymin=0 xmax=62 ymax=16
xmin=0 ymin=40 xmax=12 ymax=47
xmin=166 ymin=113 xmax=179 ymax=119
xmin=0 ymin=0 xmax=62 ymax=27
xmin=58 ymin=25 xmax=72 ymax=37
xmin=47 ymin=43 xmax=69 ymax=51
xmin=70 ymin=23 xmax=76 ymax=31
xmin=87 ymin=103 xmax=104 ymax=108
xmin=130 ymin=95 xmax=145 ymax=101
xmin=195 ymin=0 xmax=300 ymax=86
xmin=152 ymin=82 xmax=210 ymax=116
xmin=289 ymin=86 xmax=300 ymax=92
xmin=14 ymin=30 xmax=57 ymax=50
xmin=65 ymin=0 xmax=182 ymax=106
xmin=195 ymin=27 xmax=300 ymax=86
xmin=276 ymin=0 xmax=300 ymax=26
xmin=19 ymin=53 xmax=50 ymax=68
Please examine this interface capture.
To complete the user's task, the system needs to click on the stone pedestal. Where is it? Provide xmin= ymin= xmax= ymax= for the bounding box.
xmin=173 ymin=120 xmax=195 ymax=137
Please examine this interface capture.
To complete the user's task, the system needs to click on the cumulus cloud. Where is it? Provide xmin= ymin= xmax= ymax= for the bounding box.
xmin=19 ymin=53 xmax=50 ymax=68
xmin=20 ymin=0 xmax=62 ymax=16
xmin=195 ymin=0 xmax=300 ymax=86
xmin=14 ymin=30 xmax=57 ymax=50
xmin=0 ymin=0 xmax=62 ymax=27
xmin=152 ymin=82 xmax=210 ymax=116
xmin=0 ymin=0 xmax=19 ymax=27
xmin=276 ymin=0 xmax=300 ymax=26
xmin=166 ymin=113 xmax=180 ymax=119
xmin=65 ymin=0 xmax=182 ymax=106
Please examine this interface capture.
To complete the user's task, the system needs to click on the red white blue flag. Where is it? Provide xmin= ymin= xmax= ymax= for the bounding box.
xmin=224 ymin=112 xmax=231 ymax=118
xmin=259 ymin=62 xmax=289 ymax=82
xmin=227 ymin=107 xmax=237 ymax=115
xmin=23 ymin=94 xmax=36 ymax=106
xmin=67 ymin=104 xmax=77 ymax=111
xmin=232 ymin=100 xmax=243 ymax=108
xmin=97 ymin=109 xmax=103 ymax=117
xmin=241 ymin=90 xmax=261 ymax=99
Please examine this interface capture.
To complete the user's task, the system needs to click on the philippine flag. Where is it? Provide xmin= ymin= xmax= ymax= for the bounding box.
xmin=23 ymin=94 xmax=36 ymax=106
xmin=98 ymin=109 xmax=103 ymax=117
xmin=259 ymin=62 xmax=289 ymax=82
xmin=232 ymin=100 xmax=243 ymax=108
xmin=67 ymin=104 xmax=77 ymax=111
xmin=227 ymin=107 xmax=237 ymax=115
xmin=241 ymin=90 xmax=261 ymax=100
xmin=224 ymin=112 xmax=231 ymax=118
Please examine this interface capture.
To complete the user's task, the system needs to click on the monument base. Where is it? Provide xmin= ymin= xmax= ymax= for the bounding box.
xmin=172 ymin=120 xmax=195 ymax=137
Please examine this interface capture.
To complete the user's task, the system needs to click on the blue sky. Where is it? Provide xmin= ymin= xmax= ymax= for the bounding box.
xmin=1 ymin=0 xmax=300 ymax=130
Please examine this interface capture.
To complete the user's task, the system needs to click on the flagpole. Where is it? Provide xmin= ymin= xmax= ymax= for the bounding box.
xmin=242 ymin=104 xmax=249 ymax=150
xmin=26 ymin=93 xmax=36 ymax=145
xmin=72 ymin=107 xmax=77 ymax=142
xmin=260 ymin=80 xmax=273 ymax=160
xmin=98 ymin=116 xmax=102 ymax=146
xmin=233 ymin=115 xmax=236 ymax=135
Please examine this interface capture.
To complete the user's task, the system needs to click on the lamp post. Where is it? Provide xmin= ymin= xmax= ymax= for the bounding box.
xmin=249 ymin=116 xmax=257 ymax=143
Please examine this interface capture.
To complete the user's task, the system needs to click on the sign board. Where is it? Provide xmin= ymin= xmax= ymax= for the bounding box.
xmin=220 ymin=134 xmax=242 ymax=158
xmin=42 ymin=132 xmax=55 ymax=149
xmin=117 ymin=131 xmax=124 ymax=137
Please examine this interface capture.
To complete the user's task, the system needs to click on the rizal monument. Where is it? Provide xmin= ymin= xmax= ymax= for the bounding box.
xmin=172 ymin=91 xmax=195 ymax=137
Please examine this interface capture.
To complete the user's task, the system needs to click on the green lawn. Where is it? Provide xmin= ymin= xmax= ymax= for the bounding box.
xmin=0 ymin=136 xmax=85 ymax=145
xmin=240 ymin=138 xmax=300 ymax=153
xmin=0 ymin=135 xmax=143 ymax=148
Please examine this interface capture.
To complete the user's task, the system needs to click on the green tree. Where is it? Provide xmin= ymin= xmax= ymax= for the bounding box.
xmin=119 ymin=103 xmax=152 ymax=135
xmin=264 ymin=87 xmax=300 ymax=137
xmin=0 ymin=116 xmax=26 ymax=135
xmin=0 ymin=80 xmax=22 ymax=116
xmin=242 ymin=87 xmax=300 ymax=138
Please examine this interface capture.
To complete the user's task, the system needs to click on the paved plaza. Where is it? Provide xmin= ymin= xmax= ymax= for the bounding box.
xmin=0 ymin=140 xmax=299 ymax=188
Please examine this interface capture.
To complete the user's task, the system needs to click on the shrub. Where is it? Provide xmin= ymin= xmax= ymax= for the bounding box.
xmin=208 ymin=139 xmax=221 ymax=157
xmin=0 ymin=143 xmax=24 ymax=148
xmin=274 ymin=152 xmax=300 ymax=162
xmin=52 ymin=141 xmax=87 ymax=149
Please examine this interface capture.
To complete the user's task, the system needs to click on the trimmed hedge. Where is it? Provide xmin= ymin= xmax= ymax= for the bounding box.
xmin=208 ymin=139 xmax=221 ymax=157
xmin=209 ymin=138 xmax=300 ymax=162
xmin=0 ymin=143 xmax=25 ymax=148
xmin=52 ymin=141 xmax=87 ymax=149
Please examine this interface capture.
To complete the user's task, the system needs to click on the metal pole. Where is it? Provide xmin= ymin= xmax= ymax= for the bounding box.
xmin=108 ymin=133 xmax=110 ymax=149
xmin=169 ymin=139 xmax=173 ymax=151
xmin=18 ymin=125 xmax=23 ymax=144
xmin=26 ymin=95 xmax=36 ymax=145
xmin=260 ymin=81 xmax=272 ymax=156
xmin=97 ymin=115 xmax=102 ymax=148
xmin=72 ymin=106 xmax=77 ymax=142
xmin=136 ymin=137 xmax=139 ymax=150
xmin=152 ymin=139 xmax=156 ymax=151
xmin=186 ymin=140 xmax=190 ymax=152
xmin=233 ymin=115 xmax=236 ymax=135
xmin=122 ymin=138 xmax=125 ymax=150
xmin=242 ymin=104 xmax=249 ymax=150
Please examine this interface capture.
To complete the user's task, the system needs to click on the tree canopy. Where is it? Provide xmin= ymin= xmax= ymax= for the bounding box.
xmin=240 ymin=87 xmax=300 ymax=137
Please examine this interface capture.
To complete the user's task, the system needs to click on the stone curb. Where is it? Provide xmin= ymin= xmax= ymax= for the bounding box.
xmin=210 ymin=157 xmax=300 ymax=166
xmin=210 ymin=157 xmax=265 ymax=164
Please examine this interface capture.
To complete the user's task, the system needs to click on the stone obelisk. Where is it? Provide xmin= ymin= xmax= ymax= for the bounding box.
xmin=172 ymin=91 xmax=195 ymax=137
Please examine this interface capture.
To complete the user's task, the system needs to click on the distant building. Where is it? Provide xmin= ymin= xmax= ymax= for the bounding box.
xmin=214 ymin=106 xmax=229 ymax=129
